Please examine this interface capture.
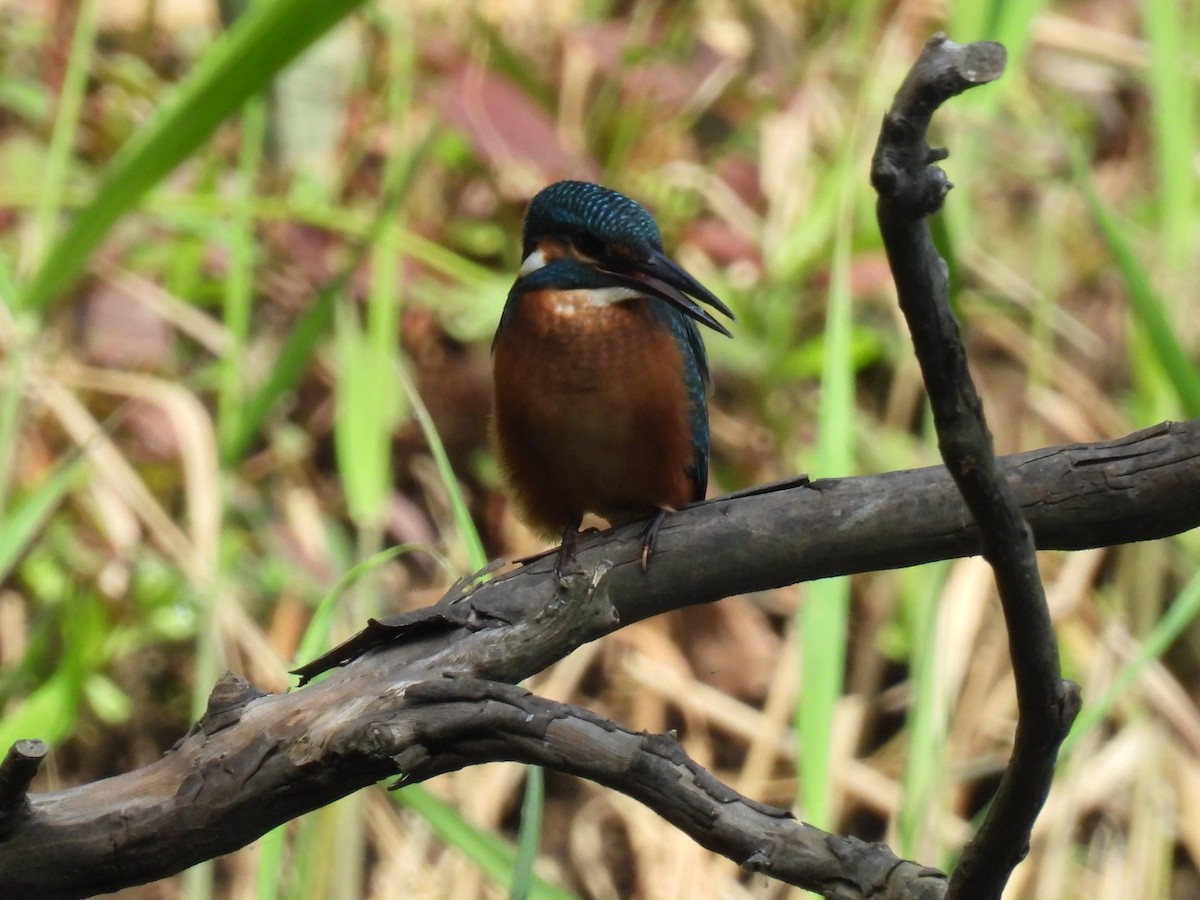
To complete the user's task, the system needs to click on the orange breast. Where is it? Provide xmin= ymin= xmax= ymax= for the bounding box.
xmin=492 ymin=291 xmax=698 ymax=537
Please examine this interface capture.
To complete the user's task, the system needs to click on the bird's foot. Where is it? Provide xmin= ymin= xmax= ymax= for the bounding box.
xmin=514 ymin=533 xmax=599 ymax=572
xmin=553 ymin=544 xmax=581 ymax=580
xmin=553 ymin=521 xmax=585 ymax=581
xmin=639 ymin=509 xmax=670 ymax=572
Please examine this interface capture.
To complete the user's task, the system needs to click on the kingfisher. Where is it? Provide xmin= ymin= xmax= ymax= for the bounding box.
xmin=491 ymin=180 xmax=733 ymax=575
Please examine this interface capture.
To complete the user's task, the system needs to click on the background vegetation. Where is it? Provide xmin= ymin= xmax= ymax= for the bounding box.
xmin=1 ymin=0 xmax=1198 ymax=897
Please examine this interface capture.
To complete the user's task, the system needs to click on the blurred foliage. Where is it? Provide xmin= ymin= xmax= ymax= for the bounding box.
xmin=0 ymin=0 xmax=1198 ymax=898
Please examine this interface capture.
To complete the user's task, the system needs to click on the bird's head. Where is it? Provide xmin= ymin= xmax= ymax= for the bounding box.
xmin=514 ymin=181 xmax=733 ymax=336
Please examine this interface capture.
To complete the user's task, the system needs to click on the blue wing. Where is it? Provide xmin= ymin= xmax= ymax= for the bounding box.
xmin=657 ymin=306 xmax=710 ymax=500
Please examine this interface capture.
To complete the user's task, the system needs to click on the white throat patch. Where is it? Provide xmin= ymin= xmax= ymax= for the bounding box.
xmin=579 ymin=286 xmax=641 ymax=305
xmin=550 ymin=287 xmax=642 ymax=316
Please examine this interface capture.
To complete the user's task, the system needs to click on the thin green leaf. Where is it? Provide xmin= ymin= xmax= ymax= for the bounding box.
xmin=897 ymin=562 xmax=952 ymax=863
xmin=294 ymin=543 xmax=452 ymax=668
xmin=396 ymin=363 xmax=488 ymax=570
xmin=24 ymin=0 xmax=98 ymax=286
xmin=0 ymin=586 xmax=106 ymax=750
xmin=796 ymin=163 xmax=856 ymax=830
xmin=1142 ymin=0 xmax=1196 ymax=267
xmin=0 ymin=453 xmax=85 ymax=581
xmin=0 ymin=311 xmax=29 ymax=518
xmin=335 ymin=299 xmax=397 ymax=528
xmin=22 ymin=0 xmax=372 ymax=313
xmin=255 ymin=825 xmax=287 ymax=900
xmin=0 ymin=670 xmax=82 ymax=750
xmin=510 ymin=766 xmax=545 ymax=900
xmin=216 ymin=96 xmax=267 ymax=461
xmin=1062 ymin=569 xmax=1200 ymax=757
xmin=393 ymin=786 xmax=578 ymax=900
xmin=1075 ymin=150 xmax=1200 ymax=418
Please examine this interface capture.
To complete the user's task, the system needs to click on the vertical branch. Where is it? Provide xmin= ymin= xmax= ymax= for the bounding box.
xmin=0 ymin=740 xmax=48 ymax=840
xmin=869 ymin=34 xmax=1081 ymax=899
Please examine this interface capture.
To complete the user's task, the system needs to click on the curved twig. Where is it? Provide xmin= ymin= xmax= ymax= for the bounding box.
xmin=871 ymin=34 xmax=1081 ymax=899
xmin=397 ymin=679 xmax=949 ymax=900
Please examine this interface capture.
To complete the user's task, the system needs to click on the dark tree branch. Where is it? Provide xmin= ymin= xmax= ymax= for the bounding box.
xmin=396 ymin=679 xmax=949 ymax=899
xmin=0 ymin=740 xmax=47 ymax=841
xmin=296 ymin=418 xmax=1200 ymax=682
xmin=2 ymin=420 xmax=1198 ymax=897
xmin=0 ymin=573 xmax=945 ymax=900
xmin=870 ymin=34 xmax=1080 ymax=899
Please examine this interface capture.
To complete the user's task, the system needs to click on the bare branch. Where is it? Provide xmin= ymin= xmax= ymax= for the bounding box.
xmin=296 ymin=419 xmax=1200 ymax=682
xmin=870 ymin=34 xmax=1080 ymax=899
xmin=0 ymin=567 xmax=942 ymax=899
xmin=0 ymin=740 xmax=47 ymax=841
xmin=396 ymin=679 xmax=949 ymax=900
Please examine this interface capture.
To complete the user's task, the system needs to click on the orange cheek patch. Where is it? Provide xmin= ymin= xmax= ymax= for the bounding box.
xmin=519 ymin=238 xmax=570 ymax=276
xmin=540 ymin=237 xmax=568 ymax=260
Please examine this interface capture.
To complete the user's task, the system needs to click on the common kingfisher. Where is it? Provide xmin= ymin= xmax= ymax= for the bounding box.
xmin=491 ymin=180 xmax=733 ymax=574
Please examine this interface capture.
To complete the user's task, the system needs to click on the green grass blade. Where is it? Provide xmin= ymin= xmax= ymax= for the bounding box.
xmin=796 ymin=167 xmax=856 ymax=831
xmin=216 ymin=96 xmax=267 ymax=462
xmin=21 ymin=0 xmax=371 ymax=313
xmin=897 ymin=562 xmax=952 ymax=861
xmin=335 ymin=297 xmax=400 ymax=529
xmin=254 ymin=825 xmax=287 ymax=900
xmin=0 ymin=585 xmax=105 ymax=750
xmin=334 ymin=16 xmax=412 ymax=530
xmin=223 ymin=126 xmax=435 ymax=465
xmin=23 ymin=0 xmax=98 ymax=286
xmin=1142 ymin=0 xmax=1196 ymax=268
xmin=396 ymin=362 xmax=488 ymax=570
xmin=510 ymin=766 xmax=545 ymax=900
xmin=1075 ymin=151 xmax=1200 ymax=418
xmin=0 ymin=453 xmax=85 ymax=582
xmin=0 ymin=311 xmax=30 ymax=518
xmin=393 ymin=786 xmax=578 ymax=900
xmin=293 ymin=543 xmax=452 ymax=668
xmin=1062 ymin=569 xmax=1200 ymax=757
xmin=947 ymin=1 xmax=991 ymax=42
xmin=0 ymin=670 xmax=83 ymax=750
xmin=984 ymin=0 xmax=1045 ymax=79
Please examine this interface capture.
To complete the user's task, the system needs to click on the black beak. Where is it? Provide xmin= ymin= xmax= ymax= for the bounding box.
xmin=599 ymin=248 xmax=734 ymax=337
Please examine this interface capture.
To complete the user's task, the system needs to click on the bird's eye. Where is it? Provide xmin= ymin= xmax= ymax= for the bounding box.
xmin=570 ymin=233 xmax=606 ymax=259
